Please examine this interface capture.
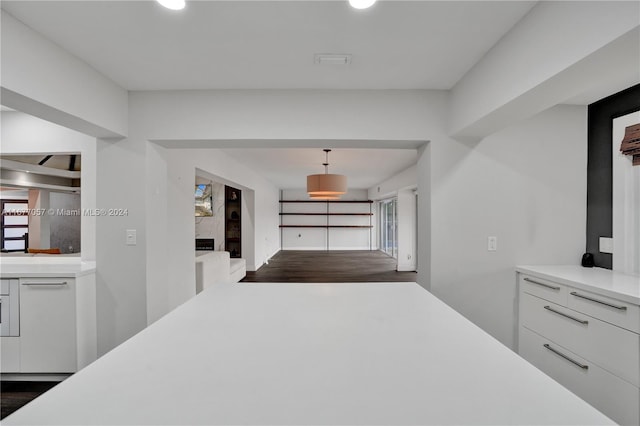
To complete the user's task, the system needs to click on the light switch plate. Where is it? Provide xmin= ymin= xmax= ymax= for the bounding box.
xmin=126 ymin=229 xmax=137 ymax=246
xmin=599 ymin=237 xmax=613 ymax=254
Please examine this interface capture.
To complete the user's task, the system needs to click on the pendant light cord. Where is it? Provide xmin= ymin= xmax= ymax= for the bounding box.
xmin=323 ymin=149 xmax=331 ymax=174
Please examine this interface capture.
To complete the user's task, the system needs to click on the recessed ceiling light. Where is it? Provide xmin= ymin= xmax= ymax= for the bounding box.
xmin=157 ymin=0 xmax=185 ymax=11
xmin=349 ymin=0 xmax=377 ymax=10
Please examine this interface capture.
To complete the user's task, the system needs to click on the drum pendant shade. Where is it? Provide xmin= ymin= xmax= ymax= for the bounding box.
xmin=307 ymin=150 xmax=347 ymax=199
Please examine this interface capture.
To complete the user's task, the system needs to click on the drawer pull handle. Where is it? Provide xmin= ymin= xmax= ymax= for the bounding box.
xmin=523 ymin=277 xmax=560 ymax=291
xmin=22 ymin=281 xmax=68 ymax=286
xmin=569 ymin=292 xmax=627 ymax=311
xmin=543 ymin=306 xmax=588 ymax=325
xmin=543 ymin=344 xmax=589 ymax=370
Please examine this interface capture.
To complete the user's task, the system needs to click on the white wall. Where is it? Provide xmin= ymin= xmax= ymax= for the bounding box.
xmin=280 ymin=189 xmax=374 ymax=250
xmin=396 ymin=189 xmax=417 ymax=272
xmin=1 ymin=10 xmax=128 ymax=138
xmin=0 ymin=189 xmax=28 ymax=199
xmin=613 ymin=111 xmax=640 ymax=275
xmin=95 ymin=131 xmax=149 ymax=355
xmin=368 ymin=165 xmax=417 ymax=201
xmin=132 ymin=90 xmax=433 ymax=142
xmin=425 ymin=105 xmax=588 ymax=348
xmin=131 ymin=89 xmax=439 ymax=327
xmin=368 ymin=166 xmax=418 ymax=269
xmin=145 ymin=146 xmax=280 ymax=324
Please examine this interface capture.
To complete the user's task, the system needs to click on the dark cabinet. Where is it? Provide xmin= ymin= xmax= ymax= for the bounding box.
xmin=225 ymin=185 xmax=241 ymax=258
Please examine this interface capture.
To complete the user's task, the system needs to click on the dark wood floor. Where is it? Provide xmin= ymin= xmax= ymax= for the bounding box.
xmin=242 ymin=250 xmax=417 ymax=283
xmin=1 ymin=381 xmax=59 ymax=420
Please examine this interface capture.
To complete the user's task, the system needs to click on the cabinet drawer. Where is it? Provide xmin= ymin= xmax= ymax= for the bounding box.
xmin=567 ymin=289 xmax=640 ymax=334
xmin=519 ymin=326 xmax=639 ymax=426
xmin=520 ymin=292 xmax=639 ymax=387
xmin=519 ymin=274 xmax=567 ymax=305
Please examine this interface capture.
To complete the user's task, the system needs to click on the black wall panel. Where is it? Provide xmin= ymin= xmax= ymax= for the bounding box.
xmin=586 ymin=84 xmax=640 ymax=269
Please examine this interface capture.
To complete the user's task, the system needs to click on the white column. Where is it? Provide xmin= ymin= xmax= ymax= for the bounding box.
xmin=396 ymin=189 xmax=417 ymax=272
xmin=612 ymin=111 xmax=640 ymax=275
xmin=28 ymin=188 xmax=50 ymax=249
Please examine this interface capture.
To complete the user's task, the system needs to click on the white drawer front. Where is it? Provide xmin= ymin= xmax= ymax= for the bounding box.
xmin=568 ymin=289 xmax=640 ymax=334
xmin=519 ymin=326 xmax=639 ymax=426
xmin=519 ymin=274 xmax=567 ymax=305
xmin=520 ymin=292 xmax=640 ymax=387
xmin=19 ymin=277 xmax=77 ymax=373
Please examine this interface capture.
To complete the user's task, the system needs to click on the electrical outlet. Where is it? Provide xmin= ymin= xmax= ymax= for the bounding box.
xmin=488 ymin=236 xmax=497 ymax=251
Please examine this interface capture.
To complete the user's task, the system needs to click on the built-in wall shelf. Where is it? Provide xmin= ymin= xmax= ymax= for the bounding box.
xmin=279 ymin=225 xmax=373 ymax=228
xmin=279 ymin=213 xmax=373 ymax=216
xmin=279 ymin=198 xmax=374 ymax=250
xmin=280 ymin=200 xmax=374 ymax=204
xmin=225 ymin=185 xmax=242 ymax=258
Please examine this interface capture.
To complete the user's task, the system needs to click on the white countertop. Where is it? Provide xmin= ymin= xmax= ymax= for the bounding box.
xmin=4 ymin=282 xmax=613 ymax=425
xmin=0 ymin=258 xmax=96 ymax=278
xmin=517 ymin=265 xmax=640 ymax=305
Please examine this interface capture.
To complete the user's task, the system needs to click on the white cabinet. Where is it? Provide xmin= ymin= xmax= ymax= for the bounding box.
xmin=1 ymin=335 xmax=20 ymax=372
xmin=517 ymin=270 xmax=640 ymax=425
xmin=0 ymin=273 xmax=96 ymax=376
xmin=20 ymin=277 xmax=78 ymax=372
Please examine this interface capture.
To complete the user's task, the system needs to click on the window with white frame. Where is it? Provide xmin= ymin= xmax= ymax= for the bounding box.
xmin=1 ymin=200 xmax=29 ymax=252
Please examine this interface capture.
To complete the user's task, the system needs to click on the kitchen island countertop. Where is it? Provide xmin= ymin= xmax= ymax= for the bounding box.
xmin=4 ymin=282 xmax=613 ymax=425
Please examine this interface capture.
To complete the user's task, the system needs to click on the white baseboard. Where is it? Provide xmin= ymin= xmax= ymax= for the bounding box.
xmin=397 ymin=265 xmax=417 ymax=272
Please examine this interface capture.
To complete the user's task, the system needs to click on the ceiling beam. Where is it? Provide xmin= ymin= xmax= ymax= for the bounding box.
xmin=449 ymin=1 xmax=640 ymax=142
xmin=0 ymin=158 xmax=81 ymax=179
xmin=38 ymin=155 xmax=53 ymax=165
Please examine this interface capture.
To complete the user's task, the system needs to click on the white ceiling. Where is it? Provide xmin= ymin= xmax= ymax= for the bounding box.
xmin=221 ymin=148 xmax=417 ymax=189
xmin=3 ymin=0 xmax=636 ymax=190
xmin=1 ymin=0 xmax=537 ymax=90
xmin=1 ymin=0 xmax=536 ymax=188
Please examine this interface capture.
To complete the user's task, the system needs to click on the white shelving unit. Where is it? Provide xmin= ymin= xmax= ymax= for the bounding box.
xmin=279 ymin=200 xmax=373 ymax=250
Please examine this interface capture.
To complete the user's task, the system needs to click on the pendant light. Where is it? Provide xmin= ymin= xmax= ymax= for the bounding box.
xmin=307 ymin=149 xmax=347 ymax=199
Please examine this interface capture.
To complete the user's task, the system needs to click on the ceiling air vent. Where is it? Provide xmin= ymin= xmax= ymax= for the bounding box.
xmin=314 ymin=54 xmax=352 ymax=65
